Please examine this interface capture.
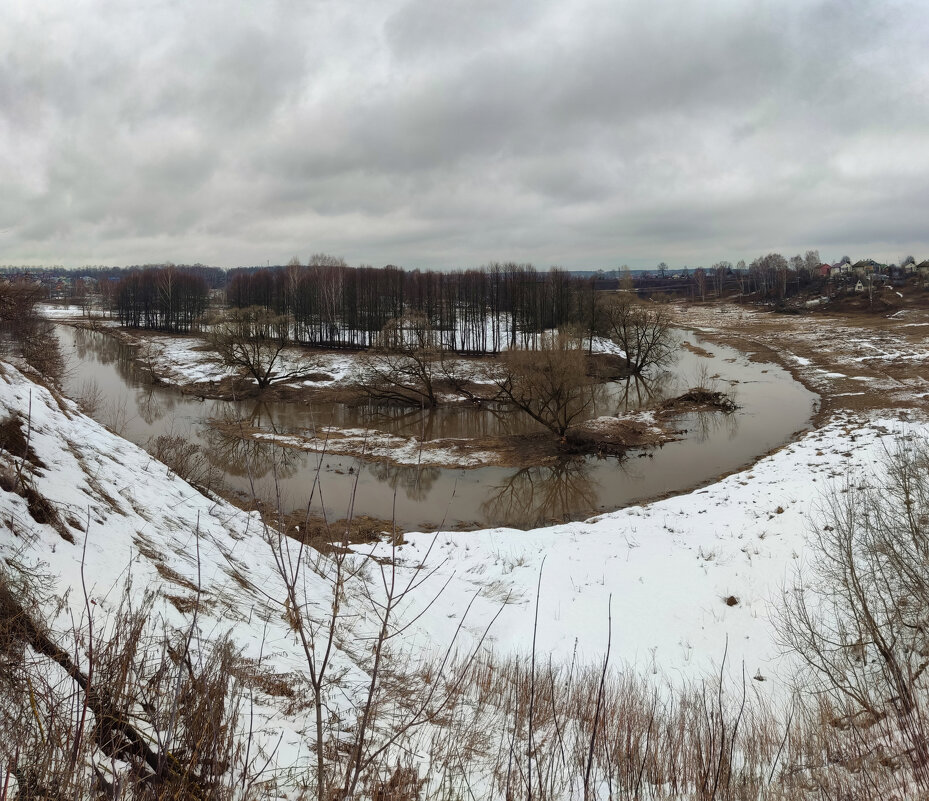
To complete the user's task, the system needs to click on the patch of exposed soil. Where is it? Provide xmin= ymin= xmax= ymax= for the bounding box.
xmin=0 ymin=415 xmax=46 ymax=469
xmin=282 ymin=512 xmax=399 ymax=551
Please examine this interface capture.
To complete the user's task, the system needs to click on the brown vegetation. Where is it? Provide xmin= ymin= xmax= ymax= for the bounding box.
xmin=660 ymin=388 xmax=739 ymax=415
xmin=0 ymin=281 xmax=64 ymax=383
xmin=209 ymin=306 xmax=319 ymax=390
xmin=494 ymin=332 xmax=597 ymax=437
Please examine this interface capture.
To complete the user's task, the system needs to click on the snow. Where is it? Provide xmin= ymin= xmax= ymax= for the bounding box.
xmin=40 ymin=304 xmax=93 ymax=319
xmin=119 ymin=332 xmax=358 ymax=387
xmin=0 ymin=361 xmax=354 ymax=772
xmin=251 ymin=427 xmax=501 ymax=468
xmin=355 ymin=413 xmax=923 ymax=686
xmin=2 ymin=351 xmax=928 ymax=783
xmin=3 ymin=358 xmax=921 ymax=689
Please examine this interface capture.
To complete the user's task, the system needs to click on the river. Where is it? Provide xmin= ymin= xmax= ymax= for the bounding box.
xmin=56 ymin=324 xmax=818 ymax=531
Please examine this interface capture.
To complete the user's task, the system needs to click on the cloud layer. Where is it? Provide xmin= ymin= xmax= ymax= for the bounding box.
xmin=2 ymin=0 xmax=928 ymax=268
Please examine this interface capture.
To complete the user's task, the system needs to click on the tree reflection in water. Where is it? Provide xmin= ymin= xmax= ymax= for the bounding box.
xmin=202 ymin=422 xmax=301 ymax=481
xmin=612 ymin=371 xmax=671 ymax=412
xmin=481 ymin=458 xmax=604 ymax=528
xmin=135 ymin=389 xmax=166 ymax=426
xmin=72 ymin=327 xmax=134 ymax=375
xmin=370 ymin=461 xmax=440 ymax=502
xmin=367 ymin=404 xmax=437 ymax=441
xmin=679 ymin=404 xmax=740 ymax=443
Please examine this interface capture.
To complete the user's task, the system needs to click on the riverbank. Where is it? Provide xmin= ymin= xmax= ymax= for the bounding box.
xmin=13 ymin=303 xmax=926 ymax=797
xmin=669 ymin=301 xmax=929 ymax=419
xmin=50 ymin=308 xmax=817 ymax=530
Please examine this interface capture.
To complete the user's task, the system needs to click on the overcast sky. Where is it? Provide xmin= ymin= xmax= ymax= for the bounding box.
xmin=2 ymin=0 xmax=928 ymax=270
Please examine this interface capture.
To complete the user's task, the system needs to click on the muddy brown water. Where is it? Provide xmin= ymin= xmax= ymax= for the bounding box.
xmin=57 ymin=325 xmax=818 ymax=531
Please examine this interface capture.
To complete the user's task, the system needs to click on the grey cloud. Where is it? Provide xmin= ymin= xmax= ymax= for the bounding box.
xmin=1 ymin=0 xmax=929 ymax=269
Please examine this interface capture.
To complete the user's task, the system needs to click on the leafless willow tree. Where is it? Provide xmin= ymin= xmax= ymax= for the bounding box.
xmin=778 ymin=437 xmax=929 ymax=788
xmin=494 ymin=331 xmax=597 ymax=438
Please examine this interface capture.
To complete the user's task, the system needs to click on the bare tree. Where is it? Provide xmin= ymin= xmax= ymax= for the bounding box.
xmin=357 ymin=314 xmax=446 ymax=407
xmin=209 ymin=306 xmax=316 ymax=390
xmin=0 ymin=280 xmax=64 ymax=383
xmin=619 ymin=265 xmax=634 ymax=292
xmin=712 ymin=261 xmax=730 ymax=298
xmin=601 ymin=295 xmax=675 ymax=374
xmin=804 ymin=249 xmax=821 ymax=282
xmin=778 ymin=438 xmax=929 ymax=786
xmin=735 ymin=259 xmax=747 ymax=295
xmin=494 ymin=331 xmax=596 ymax=438
xmin=790 ymin=254 xmax=805 ymax=292
xmin=692 ymin=268 xmax=707 ymax=301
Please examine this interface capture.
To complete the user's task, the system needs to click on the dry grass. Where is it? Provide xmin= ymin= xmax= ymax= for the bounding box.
xmin=2 ymin=544 xmax=929 ymax=799
xmin=0 ymin=562 xmax=268 ymax=800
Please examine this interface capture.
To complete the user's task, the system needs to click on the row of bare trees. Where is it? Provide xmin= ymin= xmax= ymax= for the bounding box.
xmin=114 ymin=266 xmax=209 ymax=332
xmin=227 ymin=261 xmax=600 ymax=352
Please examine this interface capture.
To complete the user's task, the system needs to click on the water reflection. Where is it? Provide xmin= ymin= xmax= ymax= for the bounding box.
xmin=370 ymin=461 xmax=441 ymax=502
xmin=56 ymin=324 xmax=817 ymax=531
xmin=611 ymin=373 xmax=667 ymax=412
xmin=482 ymin=459 xmax=602 ymax=528
xmin=136 ymin=388 xmax=166 ymax=425
xmin=681 ymin=404 xmax=741 ymax=443
xmin=203 ymin=424 xmax=302 ymax=481
xmin=72 ymin=326 xmax=136 ymax=376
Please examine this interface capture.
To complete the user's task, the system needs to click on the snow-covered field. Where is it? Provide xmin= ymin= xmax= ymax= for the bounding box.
xmin=365 ymin=412 xmax=924 ymax=685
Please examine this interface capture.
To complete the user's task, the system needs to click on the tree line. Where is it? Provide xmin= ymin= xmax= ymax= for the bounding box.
xmin=114 ymin=266 xmax=209 ymax=332
xmin=104 ymin=247 xmax=926 ymax=336
xmin=226 ymin=260 xmax=599 ymax=352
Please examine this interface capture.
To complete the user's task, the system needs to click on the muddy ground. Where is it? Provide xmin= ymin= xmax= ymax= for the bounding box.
xmin=669 ymin=302 xmax=929 ymax=421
